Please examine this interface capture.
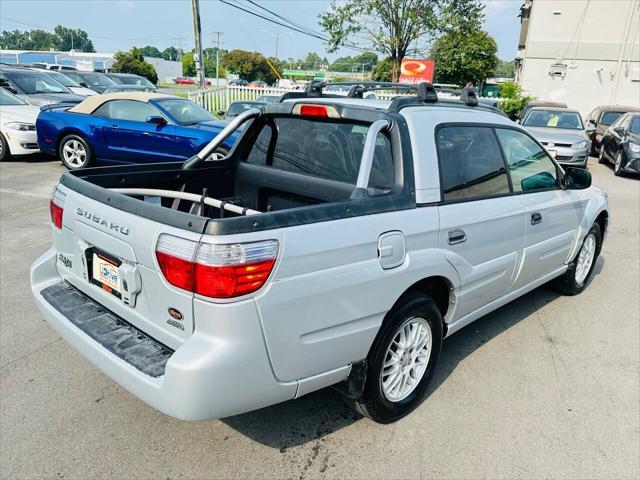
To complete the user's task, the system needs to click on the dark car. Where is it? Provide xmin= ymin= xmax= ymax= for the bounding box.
xmin=228 ymin=78 xmax=248 ymax=86
xmin=64 ymin=71 xmax=117 ymax=93
xmin=220 ymin=100 xmax=265 ymax=119
xmin=598 ymin=112 xmax=640 ymax=176
xmin=0 ymin=65 xmax=84 ymax=106
xmin=102 ymin=84 xmax=156 ymax=94
xmin=585 ymin=105 xmax=640 ymax=155
xmin=36 ymin=92 xmax=238 ymax=170
xmin=104 ymin=73 xmax=158 ymax=91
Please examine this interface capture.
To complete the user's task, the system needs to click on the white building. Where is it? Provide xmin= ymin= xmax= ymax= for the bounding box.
xmin=515 ymin=0 xmax=640 ymax=116
xmin=143 ymin=57 xmax=182 ymax=83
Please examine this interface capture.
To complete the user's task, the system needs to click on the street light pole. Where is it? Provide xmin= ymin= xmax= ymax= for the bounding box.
xmin=212 ymin=31 xmax=223 ymax=89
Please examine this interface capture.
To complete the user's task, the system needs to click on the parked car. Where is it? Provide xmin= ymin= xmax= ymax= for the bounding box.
xmin=64 ymin=71 xmax=117 ymax=93
xmin=228 ymin=78 xmax=248 ymax=86
xmin=0 ymin=65 xmax=84 ymax=106
xmin=521 ymin=107 xmax=593 ymax=167
xmin=0 ymin=87 xmax=40 ymax=160
xmin=585 ymin=104 xmax=640 ymax=155
xmin=31 ymin=62 xmax=77 ymax=71
xmin=518 ymin=100 xmax=568 ymax=121
xmin=104 ymin=73 xmax=158 ymax=91
xmin=255 ymin=94 xmax=281 ymax=103
xmin=102 ymin=85 xmax=156 ymax=94
xmin=219 ymin=100 xmax=265 ymax=119
xmin=30 ymin=83 xmax=608 ymax=424
xmin=175 ymin=77 xmax=195 ymax=85
xmin=41 ymin=70 xmax=97 ymax=97
xmin=598 ymin=112 xmax=640 ymax=176
xmin=36 ymin=92 xmax=237 ymax=170
xmin=247 ymin=80 xmax=268 ymax=88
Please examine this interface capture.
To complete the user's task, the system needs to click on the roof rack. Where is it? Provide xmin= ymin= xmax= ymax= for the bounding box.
xmin=278 ymin=80 xmax=505 ymax=117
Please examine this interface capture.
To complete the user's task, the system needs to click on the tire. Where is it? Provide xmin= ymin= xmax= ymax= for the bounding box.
xmin=58 ymin=134 xmax=94 ymax=170
xmin=205 ymin=146 xmax=229 ymax=161
xmin=614 ymin=150 xmax=625 ymax=177
xmin=352 ymin=292 xmax=443 ymax=423
xmin=598 ymin=146 xmax=607 ymax=164
xmin=553 ymin=223 xmax=602 ymax=296
xmin=0 ymin=133 xmax=11 ymax=161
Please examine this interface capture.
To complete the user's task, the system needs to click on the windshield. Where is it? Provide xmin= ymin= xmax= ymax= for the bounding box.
xmin=523 ymin=110 xmax=584 ymax=130
xmin=68 ymin=72 xmax=116 ymax=86
xmin=227 ymin=102 xmax=262 ymax=117
xmin=119 ymin=76 xmax=155 ymax=88
xmin=599 ymin=111 xmax=625 ymax=126
xmin=46 ymin=72 xmax=81 ymax=88
xmin=0 ymin=87 xmax=26 ymax=105
xmin=156 ymin=98 xmax=215 ymax=125
xmin=630 ymin=117 xmax=640 ymax=134
xmin=4 ymin=70 xmax=70 ymax=94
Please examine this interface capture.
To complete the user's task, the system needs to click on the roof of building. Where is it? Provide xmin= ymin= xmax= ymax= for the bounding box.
xmin=68 ymin=92 xmax=175 ymax=114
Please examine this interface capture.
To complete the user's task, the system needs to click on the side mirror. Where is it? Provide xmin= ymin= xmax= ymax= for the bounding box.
xmin=146 ymin=115 xmax=167 ymax=125
xmin=217 ymin=110 xmax=225 ymax=117
xmin=563 ymin=167 xmax=592 ymax=190
xmin=589 ymin=119 xmax=597 ymax=126
xmin=80 ymin=82 xmax=89 ymax=88
xmin=613 ymin=126 xmax=625 ymax=135
xmin=586 ymin=124 xmax=596 ymax=133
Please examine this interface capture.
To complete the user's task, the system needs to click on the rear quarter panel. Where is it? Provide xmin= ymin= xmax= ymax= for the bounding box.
xmin=36 ymin=110 xmax=106 ymax=158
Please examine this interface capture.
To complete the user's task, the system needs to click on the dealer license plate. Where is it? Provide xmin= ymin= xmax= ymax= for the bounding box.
xmin=91 ymin=251 xmax=122 ymax=297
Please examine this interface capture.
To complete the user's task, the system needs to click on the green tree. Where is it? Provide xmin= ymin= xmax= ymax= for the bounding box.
xmin=319 ymin=0 xmax=484 ymax=81
xmin=112 ymin=47 xmax=158 ymax=84
xmin=53 ymin=26 xmax=94 ymax=52
xmin=138 ymin=45 xmax=162 ymax=58
xmin=371 ymin=57 xmax=393 ymax=82
xmin=0 ymin=26 xmax=94 ymax=52
xmin=498 ymin=81 xmax=534 ymax=120
xmin=223 ymin=49 xmax=281 ymax=84
xmin=493 ymin=59 xmax=515 ymax=79
xmin=429 ymin=30 xmax=499 ymax=86
xmin=181 ymin=52 xmax=196 ymax=77
xmin=162 ymin=46 xmax=179 ymax=61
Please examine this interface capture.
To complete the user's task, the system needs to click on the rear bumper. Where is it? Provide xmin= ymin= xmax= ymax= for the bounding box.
xmin=30 ymin=249 xmax=297 ymax=420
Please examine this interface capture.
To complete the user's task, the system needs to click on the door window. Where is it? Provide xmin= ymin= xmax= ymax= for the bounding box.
xmin=495 ymin=129 xmax=558 ymax=192
xmin=93 ymin=100 xmax=162 ymax=122
xmin=436 ymin=126 xmax=510 ymax=201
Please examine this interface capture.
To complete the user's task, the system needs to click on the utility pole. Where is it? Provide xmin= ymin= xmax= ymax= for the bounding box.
xmin=191 ymin=0 xmax=205 ymax=88
xmin=212 ymin=31 xmax=223 ymax=89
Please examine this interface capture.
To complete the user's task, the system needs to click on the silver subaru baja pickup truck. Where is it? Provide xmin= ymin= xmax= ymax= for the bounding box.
xmin=31 ymin=82 xmax=608 ymax=423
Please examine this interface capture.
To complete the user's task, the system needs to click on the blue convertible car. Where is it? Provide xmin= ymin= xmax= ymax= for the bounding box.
xmin=36 ymin=92 xmax=236 ymax=169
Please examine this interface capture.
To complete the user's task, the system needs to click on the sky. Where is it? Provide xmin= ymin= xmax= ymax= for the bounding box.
xmin=0 ymin=0 xmax=523 ymax=61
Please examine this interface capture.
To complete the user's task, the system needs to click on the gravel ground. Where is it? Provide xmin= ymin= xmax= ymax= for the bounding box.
xmin=1 ymin=155 xmax=638 ymax=480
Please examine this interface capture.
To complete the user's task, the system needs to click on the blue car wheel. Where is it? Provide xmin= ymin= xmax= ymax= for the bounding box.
xmin=58 ymin=134 xmax=94 ymax=170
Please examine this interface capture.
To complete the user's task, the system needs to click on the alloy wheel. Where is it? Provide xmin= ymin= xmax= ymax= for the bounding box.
xmin=380 ymin=316 xmax=432 ymax=402
xmin=575 ymin=233 xmax=596 ymax=286
xmin=62 ymin=139 xmax=87 ymax=168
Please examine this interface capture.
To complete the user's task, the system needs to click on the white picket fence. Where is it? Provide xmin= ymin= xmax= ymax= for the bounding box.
xmin=188 ymin=85 xmax=500 ymax=113
xmin=188 ymin=86 xmax=292 ymax=113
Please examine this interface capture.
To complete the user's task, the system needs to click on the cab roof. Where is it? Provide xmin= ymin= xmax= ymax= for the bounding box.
xmin=69 ymin=92 xmax=176 ymax=114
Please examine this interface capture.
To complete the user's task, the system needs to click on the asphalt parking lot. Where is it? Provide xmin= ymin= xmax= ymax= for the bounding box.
xmin=0 ymin=155 xmax=638 ymax=480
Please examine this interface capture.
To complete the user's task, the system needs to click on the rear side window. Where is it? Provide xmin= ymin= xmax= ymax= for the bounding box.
xmin=245 ymin=117 xmax=394 ymax=192
xmin=436 ymin=126 xmax=510 ymax=201
xmin=93 ymin=100 xmax=161 ymax=122
xmin=495 ymin=129 xmax=558 ymax=192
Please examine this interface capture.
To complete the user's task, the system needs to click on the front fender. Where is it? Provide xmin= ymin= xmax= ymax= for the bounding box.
xmin=567 ymin=186 xmax=609 ymax=261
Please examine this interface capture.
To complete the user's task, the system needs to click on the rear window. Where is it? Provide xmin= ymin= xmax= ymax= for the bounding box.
xmin=245 ymin=117 xmax=394 ymax=192
xmin=599 ymin=111 xmax=624 ymax=126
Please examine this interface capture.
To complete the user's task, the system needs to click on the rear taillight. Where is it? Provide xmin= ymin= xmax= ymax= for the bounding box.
xmin=293 ymin=103 xmax=340 ymax=118
xmin=50 ymin=187 xmax=66 ymax=229
xmin=155 ymin=234 xmax=278 ymax=299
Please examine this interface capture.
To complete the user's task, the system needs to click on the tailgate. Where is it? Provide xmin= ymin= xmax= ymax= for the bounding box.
xmin=51 ymin=183 xmax=202 ymax=349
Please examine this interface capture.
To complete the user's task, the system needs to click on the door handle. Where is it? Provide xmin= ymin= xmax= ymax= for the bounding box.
xmin=448 ymin=229 xmax=467 ymax=245
xmin=531 ymin=212 xmax=542 ymax=225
